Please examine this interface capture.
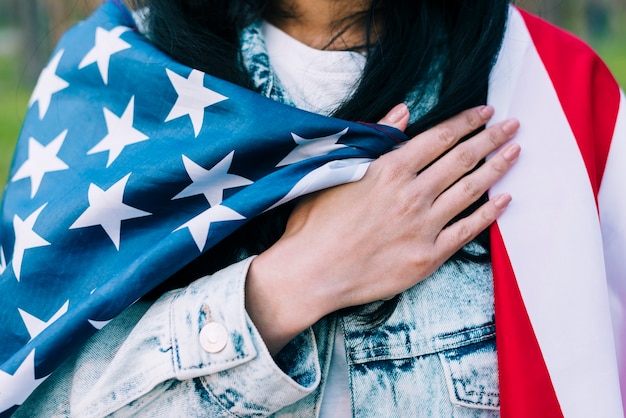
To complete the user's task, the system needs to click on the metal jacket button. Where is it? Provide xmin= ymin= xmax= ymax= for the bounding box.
xmin=199 ymin=321 xmax=229 ymax=353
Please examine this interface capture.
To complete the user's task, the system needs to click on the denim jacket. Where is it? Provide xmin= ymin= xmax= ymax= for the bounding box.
xmin=15 ymin=20 xmax=499 ymax=418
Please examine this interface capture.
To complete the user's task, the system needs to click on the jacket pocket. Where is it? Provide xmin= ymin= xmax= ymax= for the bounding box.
xmin=439 ymin=337 xmax=499 ymax=410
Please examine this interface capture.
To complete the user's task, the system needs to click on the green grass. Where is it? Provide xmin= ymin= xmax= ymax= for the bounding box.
xmin=0 ymin=55 xmax=31 ymax=189
xmin=598 ymin=45 xmax=626 ymax=88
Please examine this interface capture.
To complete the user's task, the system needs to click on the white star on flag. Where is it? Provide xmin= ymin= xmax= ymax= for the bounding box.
xmin=173 ymin=152 xmax=253 ymax=207
xmin=12 ymin=205 xmax=50 ymax=281
xmin=18 ymin=301 xmax=69 ymax=341
xmin=88 ymin=319 xmax=112 ymax=330
xmin=29 ymin=49 xmax=70 ymax=120
xmin=11 ymin=130 xmax=70 ymax=198
xmin=165 ymin=68 xmax=228 ymax=137
xmin=175 ymin=205 xmax=246 ymax=252
xmin=70 ymin=174 xmax=152 ymax=250
xmin=0 ymin=350 xmax=48 ymax=411
xmin=87 ymin=97 xmax=149 ymax=167
xmin=276 ymin=128 xmax=349 ymax=167
xmin=78 ymin=26 xmax=131 ymax=84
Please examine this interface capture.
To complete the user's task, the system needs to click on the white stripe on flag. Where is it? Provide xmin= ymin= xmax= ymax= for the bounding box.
xmin=489 ymin=8 xmax=623 ymax=417
xmin=599 ymin=90 xmax=626 ymax=413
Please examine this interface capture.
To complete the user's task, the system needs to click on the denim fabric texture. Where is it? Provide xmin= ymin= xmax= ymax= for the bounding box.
xmin=344 ymin=255 xmax=498 ymax=417
xmin=15 ymin=19 xmax=500 ymax=418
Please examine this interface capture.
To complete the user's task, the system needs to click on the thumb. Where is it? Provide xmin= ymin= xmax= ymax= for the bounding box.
xmin=378 ymin=103 xmax=410 ymax=132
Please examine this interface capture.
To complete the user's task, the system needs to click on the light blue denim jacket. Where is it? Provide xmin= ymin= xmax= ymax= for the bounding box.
xmin=15 ymin=21 xmax=499 ymax=418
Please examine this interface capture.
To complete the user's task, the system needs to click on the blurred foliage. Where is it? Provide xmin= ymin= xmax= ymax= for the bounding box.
xmin=592 ymin=20 xmax=626 ymax=87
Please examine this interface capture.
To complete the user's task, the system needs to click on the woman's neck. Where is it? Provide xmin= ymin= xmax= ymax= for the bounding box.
xmin=266 ymin=0 xmax=379 ymax=51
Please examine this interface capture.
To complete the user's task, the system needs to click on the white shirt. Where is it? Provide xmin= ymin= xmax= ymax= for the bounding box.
xmin=262 ymin=21 xmax=366 ymax=115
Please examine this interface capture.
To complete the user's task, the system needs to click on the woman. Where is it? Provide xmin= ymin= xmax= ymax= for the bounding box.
xmin=4 ymin=0 xmax=625 ymax=416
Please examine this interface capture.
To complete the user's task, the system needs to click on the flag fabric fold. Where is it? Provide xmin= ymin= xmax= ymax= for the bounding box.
xmin=0 ymin=2 xmax=404 ymax=414
xmin=489 ymin=7 xmax=626 ymax=417
xmin=0 ymin=2 xmax=624 ymax=417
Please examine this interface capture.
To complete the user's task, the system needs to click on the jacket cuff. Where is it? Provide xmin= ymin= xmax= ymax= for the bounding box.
xmin=170 ymin=256 xmax=320 ymax=412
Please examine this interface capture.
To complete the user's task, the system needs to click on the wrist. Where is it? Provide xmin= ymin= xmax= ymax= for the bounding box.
xmin=245 ymin=247 xmax=330 ymax=355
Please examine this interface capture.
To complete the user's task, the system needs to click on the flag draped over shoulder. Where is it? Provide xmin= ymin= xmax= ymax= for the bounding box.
xmin=0 ymin=1 xmax=404 ymax=414
xmin=1 ymin=1 xmax=625 ymax=417
xmin=488 ymin=7 xmax=626 ymax=418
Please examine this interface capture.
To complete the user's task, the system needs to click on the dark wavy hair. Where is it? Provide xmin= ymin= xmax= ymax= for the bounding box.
xmin=139 ymin=0 xmax=510 ymax=323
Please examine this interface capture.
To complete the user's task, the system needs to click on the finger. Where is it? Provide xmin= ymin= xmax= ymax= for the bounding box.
xmin=417 ymin=118 xmax=519 ymax=198
xmin=390 ymin=105 xmax=494 ymax=173
xmin=434 ymin=193 xmax=512 ymax=258
xmin=377 ymin=103 xmax=410 ymax=132
xmin=432 ymin=141 xmax=521 ymax=222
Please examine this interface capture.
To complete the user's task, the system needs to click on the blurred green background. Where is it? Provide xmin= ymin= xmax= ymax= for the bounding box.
xmin=0 ymin=0 xmax=625 ymax=193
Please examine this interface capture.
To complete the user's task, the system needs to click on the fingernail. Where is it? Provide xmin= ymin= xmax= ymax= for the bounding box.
xmin=479 ymin=105 xmax=494 ymax=118
xmin=493 ymin=193 xmax=512 ymax=209
xmin=388 ymin=104 xmax=408 ymax=123
xmin=503 ymin=142 xmax=521 ymax=161
xmin=502 ymin=119 xmax=520 ymax=136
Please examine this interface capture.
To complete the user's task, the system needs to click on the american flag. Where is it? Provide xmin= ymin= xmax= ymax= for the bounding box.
xmin=0 ymin=1 xmax=404 ymax=414
xmin=2 ymin=1 xmax=626 ymax=416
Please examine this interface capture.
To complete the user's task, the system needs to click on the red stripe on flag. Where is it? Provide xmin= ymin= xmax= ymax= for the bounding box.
xmin=491 ymin=223 xmax=564 ymax=418
xmin=518 ymin=9 xmax=619 ymax=197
